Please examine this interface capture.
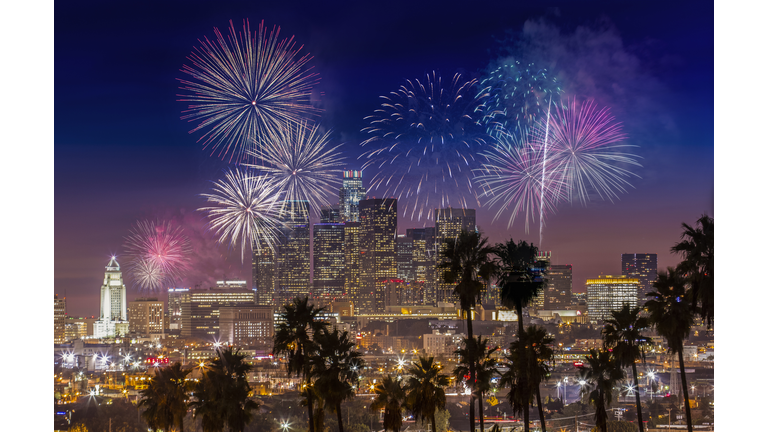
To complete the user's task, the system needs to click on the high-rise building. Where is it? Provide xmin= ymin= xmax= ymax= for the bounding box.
xmin=128 ymin=298 xmax=165 ymax=336
xmin=253 ymin=201 xmax=311 ymax=309
xmin=313 ymin=222 xmax=346 ymax=300
xmin=94 ymin=257 xmax=129 ymax=338
xmin=359 ymin=198 xmax=397 ymax=314
xmin=339 ymin=170 xmax=367 ymax=222
xmin=546 ymin=264 xmax=573 ymax=309
xmin=320 ymin=206 xmax=341 ymax=223
xmin=434 ymin=208 xmax=476 ymax=305
xmin=397 ymin=234 xmax=415 ymax=282
xmin=181 ymin=283 xmax=256 ymax=339
xmin=586 ymin=275 xmax=639 ymax=322
xmin=530 ymin=251 xmax=551 ymax=310
xmin=407 ymin=227 xmax=436 ymax=303
xmin=54 ymin=294 xmax=66 ymax=344
xmin=167 ymin=288 xmax=190 ymax=330
xmin=219 ymin=306 xmax=274 ymax=349
xmin=621 ymin=253 xmax=658 ymax=303
xmin=343 ymin=221 xmax=362 ymax=312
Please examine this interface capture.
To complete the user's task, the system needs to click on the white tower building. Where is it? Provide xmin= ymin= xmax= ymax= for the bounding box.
xmin=93 ymin=257 xmax=128 ymax=338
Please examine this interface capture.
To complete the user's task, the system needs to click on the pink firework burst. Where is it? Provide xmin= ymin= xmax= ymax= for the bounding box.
xmin=124 ymin=220 xmax=192 ymax=291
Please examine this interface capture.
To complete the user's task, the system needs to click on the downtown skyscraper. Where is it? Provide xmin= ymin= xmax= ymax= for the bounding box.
xmin=339 ymin=170 xmax=366 ymax=222
xmin=313 ymin=207 xmax=345 ymax=301
xmin=434 ymin=208 xmax=476 ymax=305
xmin=621 ymin=253 xmax=658 ymax=303
xmin=359 ymin=198 xmax=397 ymax=313
xmin=94 ymin=257 xmax=128 ymax=338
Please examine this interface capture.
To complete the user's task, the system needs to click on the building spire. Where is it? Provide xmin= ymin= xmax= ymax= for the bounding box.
xmin=106 ymin=256 xmax=120 ymax=271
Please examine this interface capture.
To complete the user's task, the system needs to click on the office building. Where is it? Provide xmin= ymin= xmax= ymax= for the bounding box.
xmin=93 ymin=257 xmax=129 ymax=339
xmin=434 ymin=208 xmax=476 ymax=305
xmin=339 ymin=170 xmax=367 ymax=222
xmin=219 ymin=306 xmax=274 ymax=349
xmin=359 ymin=198 xmax=398 ymax=313
xmin=545 ymin=264 xmax=573 ymax=309
xmin=313 ymin=221 xmax=346 ymax=300
xmin=167 ymin=288 xmax=190 ymax=330
xmin=320 ymin=206 xmax=341 ymax=223
xmin=530 ymin=251 xmax=551 ymax=310
xmin=621 ymin=253 xmax=658 ymax=303
xmin=54 ymin=294 xmax=66 ymax=344
xmin=586 ymin=275 xmax=639 ymax=322
xmin=343 ymin=221 xmax=362 ymax=310
xmin=181 ymin=283 xmax=256 ymax=339
xmin=252 ymin=238 xmax=278 ymax=307
xmin=397 ymin=234 xmax=415 ymax=282
xmin=383 ymin=279 xmax=423 ymax=307
xmin=128 ymin=298 xmax=165 ymax=336
xmin=407 ymin=227 xmax=436 ymax=303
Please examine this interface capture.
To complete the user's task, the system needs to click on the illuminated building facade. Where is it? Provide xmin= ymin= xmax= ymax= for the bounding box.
xmin=252 ymin=237 xmax=277 ymax=307
xmin=396 ymin=234 xmax=415 ymax=282
xmin=54 ymin=294 xmax=66 ymax=344
xmin=586 ymin=275 xmax=639 ymax=322
xmin=219 ymin=306 xmax=274 ymax=349
xmin=128 ymin=298 xmax=164 ymax=336
xmin=546 ymin=264 xmax=573 ymax=310
xmin=406 ymin=227 xmax=436 ymax=303
xmin=434 ymin=208 xmax=476 ymax=305
xmin=94 ymin=257 xmax=128 ymax=339
xmin=359 ymin=198 xmax=397 ymax=314
xmin=313 ymin=222 xmax=346 ymax=300
xmin=339 ymin=170 xmax=367 ymax=222
xmin=277 ymin=200 xmax=311 ymax=308
xmin=181 ymin=283 xmax=256 ymax=339
xmin=167 ymin=288 xmax=189 ymax=330
xmin=383 ymin=279 xmax=423 ymax=306
xmin=343 ymin=221 xmax=362 ymax=310
xmin=621 ymin=253 xmax=658 ymax=303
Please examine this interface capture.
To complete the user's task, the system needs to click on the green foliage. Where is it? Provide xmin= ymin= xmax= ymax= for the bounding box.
xmin=69 ymin=398 xmax=147 ymax=432
xmin=562 ymin=401 xmax=590 ymax=417
xmin=413 ymin=408 xmax=450 ymax=432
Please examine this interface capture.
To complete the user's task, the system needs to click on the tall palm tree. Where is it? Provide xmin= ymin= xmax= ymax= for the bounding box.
xmin=404 ymin=356 xmax=449 ymax=432
xmin=273 ymin=296 xmax=329 ymax=432
xmin=312 ymin=328 xmax=363 ymax=432
xmin=671 ymin=214 xmax=714 ymax=327
xmin=454 ymin=337 xmax=500 ymax=432
xmin=371 ymin=376 xmax=407 ymax=432
xmin=646 ymin=268 xmax=696 ymax=432
xmin=602 ymin=304 xmax=651 ymax=432
xmin=581 ymin=349 xmax=624 ymax=432
xmin=494 ymin=238 xmax=546 ymax=431
xmin=503 ymin=326 xmax=553 ymax=432
xmin=191 ymin=347 xmax=259 ymax=432
xmin=139 ymin=362 xmax=191 ymax=432
xmin=438 ymin=230 xmax=496 ymax=432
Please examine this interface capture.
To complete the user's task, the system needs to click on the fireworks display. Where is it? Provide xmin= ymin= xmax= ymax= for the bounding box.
xmin=199 ymin=168 xmax=284 ymax=261
xmin=545 ymin=98 xmax=641 ymax=205
xmin=124 ymin=220 xmax=192 ymax=291
xmin=178 ymin=19 xmax=320 ymax=163
xmin=480 ymin=60 xmax=563 ymax=136
xmin=360 ymin=71 xmax=501 ymax=221
xmin=476 ymin=128 xmax=566 ymax=233
xmin=248 ymin=122 xmax=344 ymax=216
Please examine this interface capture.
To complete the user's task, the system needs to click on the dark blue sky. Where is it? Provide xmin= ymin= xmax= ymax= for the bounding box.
xmin=55 ymin=0 xmax=713 ymax=316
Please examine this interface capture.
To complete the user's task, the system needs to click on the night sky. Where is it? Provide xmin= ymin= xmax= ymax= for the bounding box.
xmin=55 ymin=0 xmax=713 ymax=317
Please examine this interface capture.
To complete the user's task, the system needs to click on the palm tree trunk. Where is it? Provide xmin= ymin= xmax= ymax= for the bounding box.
xmin=535 ymin=386 xmax=546 ymax=432
xmin=337 ymin=402 xmax=345 ymax=432
xmin=478 ymin=390 xmax=485 ymax=432
xmin=597 ymin=390 xmax=607 ymax=432
xmin=307 ymin=387 xmax=316 ymax=432
xmin=466 ymin=311 xmax=476 ymax=432
xmin=677 ymin=347 xmax=693 ymax=432
xmin=516 ymin=304 xmax=529 ymax=432
xmin=631 ymin=361 xmax=644 ymax=432
xmin=431 ymin=413 xmax=438 ymax=432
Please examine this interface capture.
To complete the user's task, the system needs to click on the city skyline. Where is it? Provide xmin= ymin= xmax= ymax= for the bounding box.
xmin=55 ymin=1 xmax=713 ymax=316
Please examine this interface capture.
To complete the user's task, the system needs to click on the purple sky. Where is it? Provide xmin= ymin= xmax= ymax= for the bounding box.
xmin=55 ymin=0 xmax=713 ymax=317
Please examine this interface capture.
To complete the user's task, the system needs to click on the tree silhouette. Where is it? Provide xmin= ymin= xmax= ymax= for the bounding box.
xmin=371 ymin=375 xmax=407 ymax=432
xmin=671 ymin=214 xmax=713 ymax=327
xmin=581 ymin=349 xmax=624 ymax=432
xmin=404 ymin=356 xmax=449 ymax=432
xmin=312 ymin=328 xmax=363 ymax=432
xmin=454 ymin=336 xmax=500 ymax=432
xmin=139 ymin=362 xmax=190 ymax=432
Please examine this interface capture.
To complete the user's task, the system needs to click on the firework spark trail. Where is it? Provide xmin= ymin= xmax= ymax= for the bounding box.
xmin=199 ymin=168 xmax=284 ymax=262
xmin=124 ymin=220 xmax=192 ymax=291
xmin=247 ymin=122 xmax=344 ymax=217
xmin=178 ymin=19 xmax=320 ymax=163
xmin=476 ymin=128 xmax=567 ymax=233
xmin=546 ymin=98 xmax=642 ymax=206
xmin=360 ymin=71 xmax=501 ymax=221
xmin=538 ymin=96 xmax=553 ymax=247
xmin=480 ymin=60 xmax=562 ymax=137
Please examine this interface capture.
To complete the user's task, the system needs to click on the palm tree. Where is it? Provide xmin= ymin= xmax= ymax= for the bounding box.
xmin=602 ymin=304 xmax=651 ymax=432
xmin=312 ymin=328 xmax=363 ymax=432
xmin=671 ymin=214 xmax=714 ymax=326
xmin=646 ymin=268 xmax=696 ymax=432
xmin=438 ymin=230 xmax=496 ymax=432
xmin=139 ymin=362 xmax=191 ymax=432
xmin=273 ymin=296 xmax=329 ymax=432
xmin=494 ymin=238 xmax=546 ymax=431
xmin=192 ymin=347 xmax=259 ymax=432
xmin=503 ymin=326 xmax=553 ymax=432
xmin=581 ymin=349 xmax=624 ymax=432
xmin=371 ymin=376 xmax=407 ymax=432
xmin=454 ymin=337 xmax=500 ymax=432
xmin=404 ymin=356 xmax=449 ymax=432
